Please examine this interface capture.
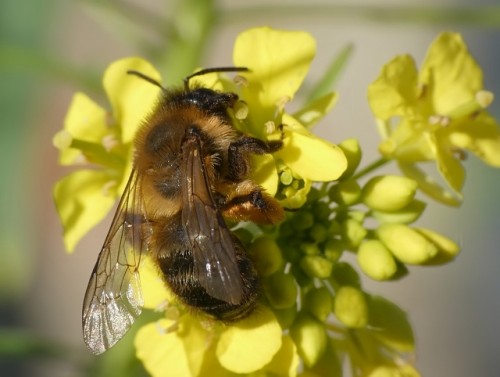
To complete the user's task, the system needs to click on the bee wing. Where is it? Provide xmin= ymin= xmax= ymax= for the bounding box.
xmin=181 ymin=134 xmax=243 ymax=305
xmin=82 ymin=169 xmax=151 ymax=354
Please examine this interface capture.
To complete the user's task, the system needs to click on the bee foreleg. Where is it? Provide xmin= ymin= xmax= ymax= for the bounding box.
xmin=227 ymin=136 xmax=283 ymax=181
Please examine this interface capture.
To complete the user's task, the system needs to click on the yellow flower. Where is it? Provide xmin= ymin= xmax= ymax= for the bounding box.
xmin=199 ymin=27 xmax=347 ymax=208
xmin=53 ymin=58 xmax=161 ymax=251
xmin=136 ymin=258 xmax=297 ymax=377
xmin=368 ymin=32 xmax=500 ymax=205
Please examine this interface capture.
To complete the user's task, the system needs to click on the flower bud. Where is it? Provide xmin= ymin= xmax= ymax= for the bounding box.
xmin=371 ymin=199 xmax=426 ymax=224
xmin=376 ymin=224 xmax=438 ymax=264
xmin=311 ymin=200 xmax=331 ymax=221
xmin=248 ymin=236 xmax=283 ymax=276
xmin=341 ymin=218 xmax=367 ymax=249
xmin=309 ymin=223 xmax=328 ymax=243
xmin=362 ymin=175 xmax=417 ymax=212
xmin=292 ymin=211 xmax=314 ymax=230
xmin=338 ymin=138 xmax=362 ymax=178
xmin=416 ymin=227 xmax=460 ymax=265
xmin=290 ymin=313 xmax=327 ymax=367
xmin=264 ymin=272 xmax=298 ymax=309
xmin=300 ymin=255 xmax=333 ymax=279
xmin=331 ymin=262 xmax=360 ymax=287
xmin=334 ymin=286 xmax=368 ymax=328
xmin=273 ymin=305 xmax=297 ymax=329
xmin=304 ymin=287 xmax=333 ymax=322
xmin=300 ymin=242 xmax=320 ymax=256
xmin=357 ymin=240 xmax=397 ymax=280
xmin=323 ymin=239 xmax=344 ymax=263
xmin=329 ymin=179 xmax=361 ymax=205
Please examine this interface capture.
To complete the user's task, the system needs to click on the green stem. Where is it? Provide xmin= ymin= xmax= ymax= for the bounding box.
xmin=71 ymin=138 xmax=125 ymax=170
xmin=351 ymin=157 xmax=390 ymax=180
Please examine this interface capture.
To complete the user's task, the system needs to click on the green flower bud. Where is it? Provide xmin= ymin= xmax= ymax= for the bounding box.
xmin=371 ymin=199 xmax=426 ymax=224
xmin=273 ymin=305 xmax=297 ymax=329
xmin=311 ymin=200 xmax=331 ymax=222
xmin=248 ymin=236 xmax=283 ymax=276
xmin=329 ymin=179 xmax=361 ymax=205
xmin=300 ymin=242 xmax=321 ymax=256
xmin=376 ymin=224 xmax=438 ymax=264
xmin=281 ymin=243 xmax=301 ymax=263
xmin=331 ymin=262 xmax=360 ymax=287
xmin=334 ymin=286 xmax=368 ymax=328
xmin=416 ymin=228 xmax=460 ymax=265
xmin=300 ymin=255 xmax=333 ymax=279
xmin=304 ymin=287 xmax=333 ymax=322
xmin=362 ymin=175 xmax=417 ymax=212
xmin=338 ymin=138 xmax=362 ymax=178
xmin=357 ymin=240 xmax=397 ymax=280
xmin=309 ymin=223 xmax=328 ymax=243
xmin=323 ymin=239 xmax=344 ymax=263
xmin=291 ymin=264 xmax=313 ymax=288
xmin=264 ymin=272 xmax=298 ymax=309
xmin=290 ymin=313 xmax=327 ymax=368
xmin=292 ymin=211 xmax=315 ymax=230
xmin=341 ymin=218 xmax=367 ymax=249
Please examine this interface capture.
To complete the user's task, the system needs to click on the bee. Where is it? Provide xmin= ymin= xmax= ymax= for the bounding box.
xmin=82 ymin=67 xmax=285 ymax=354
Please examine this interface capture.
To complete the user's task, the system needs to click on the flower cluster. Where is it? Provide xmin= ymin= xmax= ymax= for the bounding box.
xmin=54 ymin=28 xmax=500 ymax=376
xmin=368 ymin=32 xmax=500 ymax=205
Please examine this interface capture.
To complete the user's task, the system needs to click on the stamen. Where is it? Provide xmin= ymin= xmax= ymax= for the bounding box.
xmin=102 ymin=180 xmax=117 ymax=196
xmin=476 ymin=90 xmax=494 ymax=108
xmin=102 ymin=134 xmax=120 ymax=152
xmin=234 ymin=74 xmax=248 ymax=87
xmin=265 ymin=121 xmax=276 ymax=134
xmin=428 ymin=114 xmax=450 ymax=127
xmin=53 ymin=130 xmax=73 ymax=150
xmin=276 ymin=96 xmax=291 ymax=111
xmin=451 ymin=147 xmax=468 ymax=161
xmin=233 ymin=100 xmax=249 ymax=120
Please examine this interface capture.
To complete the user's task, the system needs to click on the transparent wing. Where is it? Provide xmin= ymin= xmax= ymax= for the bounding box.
xmin=82 ymin=169 xmax=151 ymax=354
xmin=181 ymin=133 xmax=243 ymax=305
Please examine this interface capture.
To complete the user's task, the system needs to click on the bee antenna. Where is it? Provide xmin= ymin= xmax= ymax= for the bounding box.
xmin=127 ymin=70 xmax=166 ymax=90
xmin=183 ymin=67 xmax=249 ymax=90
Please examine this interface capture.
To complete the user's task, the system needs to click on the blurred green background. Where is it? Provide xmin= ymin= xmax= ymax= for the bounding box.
xmin=1 ymin=0 xmax=500 ymax=376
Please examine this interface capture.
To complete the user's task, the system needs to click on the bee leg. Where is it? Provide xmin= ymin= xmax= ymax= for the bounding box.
xmin=221 ymin=182 xmax=284 ymax=224
xmin=227 ymin=136 xmax=283 ymax=181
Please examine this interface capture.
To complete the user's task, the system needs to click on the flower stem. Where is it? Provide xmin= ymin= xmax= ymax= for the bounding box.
xmin=351 ymin=157 xmax=390 ymax=180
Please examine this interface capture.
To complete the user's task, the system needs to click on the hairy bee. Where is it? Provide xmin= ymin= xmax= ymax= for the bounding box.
xmin=82 ymin=67 xmax=285 ymax=354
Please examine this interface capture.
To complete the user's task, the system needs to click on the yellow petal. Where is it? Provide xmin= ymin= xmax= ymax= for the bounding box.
xmin=433 ymin=135 xmax=465 ymax=194
xmin=450 ymin=112 xmax=500 ymax=167
xmin=264 ymin=335 xmax=300 ymax=377
xmin=60 ymin=92 xmax=108 ymax=165
xmin=103 ymin=57 xmax=162 ymax=143
xmin=368 ymin=54 xmax=419 ymax=120
xmin=251 ymin=154 xmax=279 ymax=195
xmin=216 ymin=305 xmax=282 ymax=373
xmin=398 ymin=162 xmax=462 ymax=206
xmin=138 ymin=256 xmax=172 ymax=310
xmin=420 ymin=32 xmax=483 ymax=115
xmin=293 ymin=92 xmax=338 ymax=129
xmin=233 ymin=27 xmax=315 ymax=134
xmin=276 ymin=114 xmax=347 ymax=181
xmin=135 ymin=319 xmax=195 ymax=377
xmin=53 ymin=170 xmax=117 ymax=252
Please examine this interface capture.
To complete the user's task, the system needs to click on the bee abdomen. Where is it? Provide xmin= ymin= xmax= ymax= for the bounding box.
xmin=156 ymin=245 xmax=259 ymax=322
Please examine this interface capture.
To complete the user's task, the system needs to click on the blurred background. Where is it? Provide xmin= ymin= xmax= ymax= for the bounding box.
xmin=1 ymin=0 xmax=500 ymax=376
